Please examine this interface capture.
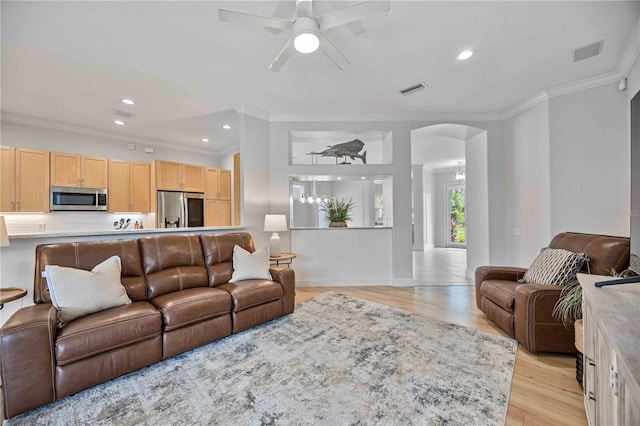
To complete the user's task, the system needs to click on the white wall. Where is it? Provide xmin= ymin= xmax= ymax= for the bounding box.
xmin=503 ymin=101 xmax=552 ymax=267
xmin=269 ymin=119 xmax=505 ymax=285
xmin=412 ymin=165 xmax=424 ymax=250
xmin=549 ymin=83 xmax=629 ymax=237
xmin=433 ymin=170 xmax=455 ymax=248
xmin=503 ymin=81 xmax=631 ymax=267
xmin=465 ymin=131 xmax=490 ymax=275
xmin=239 ymin=114 xmax=271 ymax=249
xmin=422 ymin=167 xmax=435 ymax=248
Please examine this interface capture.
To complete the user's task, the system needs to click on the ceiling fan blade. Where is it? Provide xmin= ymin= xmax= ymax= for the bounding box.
xmin=268 ymin=39 xmax=296 ymax=73
xmin=265 ymin=1 xmax=297 ymax=35
xmin=317 ymin=0 xmax=390 ymax=31
xmin=318 ymin=33 xmax=350 ymax=70
xmin=218 ymin=9 xmax=293 ymax=30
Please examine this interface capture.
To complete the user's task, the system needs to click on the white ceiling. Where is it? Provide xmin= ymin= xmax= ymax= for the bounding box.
xmin=1 ymin=1 xmax=639 ymax=154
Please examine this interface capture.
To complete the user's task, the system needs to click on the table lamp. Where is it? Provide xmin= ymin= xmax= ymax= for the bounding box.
xmin=264 ymin=214 xmax=287 ymax=257
xmin=0 ymin=216 xmax=9 ymax=247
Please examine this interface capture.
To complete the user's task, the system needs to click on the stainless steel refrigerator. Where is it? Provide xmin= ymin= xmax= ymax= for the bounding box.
xmin=157 ymin=191 xmax=205 ymax=228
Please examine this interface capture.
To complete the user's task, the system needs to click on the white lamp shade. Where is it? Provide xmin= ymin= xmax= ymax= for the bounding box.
xmin=264 ymin=214 xmax=288 ymax=232
xmin=0 ymin=216 xmax=9 ymax=247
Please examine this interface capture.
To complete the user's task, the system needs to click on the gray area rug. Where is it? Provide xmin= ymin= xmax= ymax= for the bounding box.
xmin=8 ymin=292 xmax=517 ymax=425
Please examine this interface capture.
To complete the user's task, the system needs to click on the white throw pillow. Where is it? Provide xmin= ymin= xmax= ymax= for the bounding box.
xmin=229 ymin=245 xmax=272 ymax=283
xmin=522 ymin=248 xmax=588 ymax=286
xmin=44 ymin=255 xmax=132 ymax=326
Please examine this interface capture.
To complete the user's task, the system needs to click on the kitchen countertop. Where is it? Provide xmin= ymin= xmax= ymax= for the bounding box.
xmin=9 ymin=226 xmax=246 ymax=240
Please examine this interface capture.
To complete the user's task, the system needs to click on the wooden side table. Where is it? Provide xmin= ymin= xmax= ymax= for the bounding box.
xmin=270 ymin=252 xmax=296 ymax=266
xmin=0 ymin=287 xmax=27 ymax=310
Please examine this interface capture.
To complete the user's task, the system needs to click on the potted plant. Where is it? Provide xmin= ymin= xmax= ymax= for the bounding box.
xmin=320 ymin=198 xmax=355 ymax=227
xmin=553 ymin=268 xmax=626 ymax=389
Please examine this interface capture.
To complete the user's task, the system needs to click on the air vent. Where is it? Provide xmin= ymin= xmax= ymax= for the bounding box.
xmin=574 ymin=41 xmax=603 ymax=62
xmin=399 ymin=82 xmax=427 ymax=95
xmin=113 ymin=109 xmax=136 ymax=118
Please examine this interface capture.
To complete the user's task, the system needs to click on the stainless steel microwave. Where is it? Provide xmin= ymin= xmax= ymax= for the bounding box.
xmin=50 ymin=186 xmax=108 ymax=211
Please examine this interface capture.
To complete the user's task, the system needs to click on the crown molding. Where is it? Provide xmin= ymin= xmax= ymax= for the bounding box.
xmin=501 ymin=91 xmax=550 ymax=120
xmin=619 ymin=17 xmax=640 ymax=78
xmin=501 ymin=71 xmax=622 ymax=120
xmin=502 ymin=17 xmax=640 ymax=120
xmin=0 ymin=112 xmax=224 ymax=157
xmin=269 ymin=111 xmax=504 ymax=123
xmin=233 ymin=104 xmax=271 ymax=121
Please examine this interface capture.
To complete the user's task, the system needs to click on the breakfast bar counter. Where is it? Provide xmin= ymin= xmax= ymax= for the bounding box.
xmin=8 ymin=226 xmax=245 ymax=240
xmin=291 ymin=227 xmax=392 ymax=286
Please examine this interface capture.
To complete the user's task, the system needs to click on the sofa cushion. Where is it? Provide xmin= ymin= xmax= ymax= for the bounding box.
xmin=150 ymin=287 xmax=232 ymax=332
xmin=218 ymin=280 xmax=284 ymax=311
xmin=35 ymin=239 xmax=147 ymax=305
xmin=548 ymin=232 xmax=629 ymax=275
xmin=229 ymin=245 xmax=272 ymax=283
xmin=55 ymin=302 xmax=161 ymax=365
xmin=44 ymin=256 xmax=132 ymax=326
xmin=480 ymin=280 xmax=517 ymax=313
xmin=522 ymin=248 xmax=588 ymax=286
xmin=200 ymin=233 xmax=255 ymax=286
xmin=139 ymin=235 xmax=209 ymax=299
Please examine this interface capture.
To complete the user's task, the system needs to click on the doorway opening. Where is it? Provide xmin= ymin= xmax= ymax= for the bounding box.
xmin=447 ymin=184 xmax=466 ymax=248
xmin=410 ymin=123 xmax=489 ymax=285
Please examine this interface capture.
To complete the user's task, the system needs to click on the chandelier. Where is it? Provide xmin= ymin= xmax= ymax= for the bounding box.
xmin=454 ymin=162 xmax=465 ymax=183
xmin=299 ymin=193 xmax=329 ymax=205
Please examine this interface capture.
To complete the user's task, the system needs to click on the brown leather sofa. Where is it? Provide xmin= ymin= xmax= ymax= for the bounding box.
xmin=475 ymin=232 xmax=629 ymax=353
xmin=0 ymin=232 xmax=295 ymax=419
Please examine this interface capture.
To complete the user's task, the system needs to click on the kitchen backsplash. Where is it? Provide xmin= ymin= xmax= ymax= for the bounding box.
xmin=3 ymin=212 xmax=152 ymax=235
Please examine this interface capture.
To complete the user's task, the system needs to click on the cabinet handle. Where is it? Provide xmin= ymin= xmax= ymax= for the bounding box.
xmin=586 ymin=356 xmax=596 ymax=367
xmin=10 ymin=201 xmax=14 ymax=211
xmin=588 ymin=391 xmax=596 ymax=401
xmin=81 ymin=178 xmax=85 ymax=187
xmin=16 ymin=201 xmax=19 ymax=210
xmin=77 ymin=178 xmax=80 ymax=186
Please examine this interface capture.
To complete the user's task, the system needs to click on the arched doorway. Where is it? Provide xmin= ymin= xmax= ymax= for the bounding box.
xmin=410 ymin=124 xmax=490 ymax=284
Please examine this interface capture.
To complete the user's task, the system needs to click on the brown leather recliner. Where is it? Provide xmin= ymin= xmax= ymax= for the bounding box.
xmin=475 ymin=232 xmax=629 ymax=353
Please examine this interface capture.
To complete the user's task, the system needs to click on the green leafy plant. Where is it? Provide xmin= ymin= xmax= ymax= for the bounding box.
xmin=553 ymin=268 xmax=625 ymax=328
xmin=553 ymin=284 xmax=583 ymax=328
xmin=320 ymin=198 xmax=355 ymax=223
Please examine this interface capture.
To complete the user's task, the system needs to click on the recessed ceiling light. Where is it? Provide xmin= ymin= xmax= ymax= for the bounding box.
xmin=222 ymin=124 xmax=231 ymax=130
xmin=202 ymin=138 xmax=209 ymax=143
xmin=361 ymin=176 xmax=366 ymax=180
xmin=337 ymin=177 xmax=342 ymax=180
xmin=121 ymin=98 xmax=135 ymax=105
xmin=114 ymin=120 xmax=126 ymax=126
xmin=457 ymin=50 xmax=473 ymax=61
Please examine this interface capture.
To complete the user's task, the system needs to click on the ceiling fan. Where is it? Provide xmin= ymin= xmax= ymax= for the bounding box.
xmin=218 ymin=0 xmax=390 ymax=72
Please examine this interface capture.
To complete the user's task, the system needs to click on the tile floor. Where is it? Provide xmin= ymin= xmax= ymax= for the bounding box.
xmin=413 ymin=247 xmax=471 ymax=285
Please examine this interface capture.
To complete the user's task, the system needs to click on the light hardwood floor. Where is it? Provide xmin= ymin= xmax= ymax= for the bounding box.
xmin=296 ymin=286 xmax=588 ymax=426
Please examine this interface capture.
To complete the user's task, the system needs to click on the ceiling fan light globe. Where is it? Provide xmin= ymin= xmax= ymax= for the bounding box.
xmin=294 ymin=32 xmax=320 ymax=53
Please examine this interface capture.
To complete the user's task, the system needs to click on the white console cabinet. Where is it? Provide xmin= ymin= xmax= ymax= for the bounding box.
xmin=579 ymin=273 xmax=640 ymax=426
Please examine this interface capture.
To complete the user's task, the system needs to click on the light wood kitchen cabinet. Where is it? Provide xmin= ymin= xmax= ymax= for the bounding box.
xmin=205 ymin=168 xmax=231 ymax=226
xmin=154 ymin=160 xmax=205 ymax=192
xmin=0 ymin=147 xmax=50 ymax=212
xmin=51 ymin=152 xmax=108 ymax=188
xmin=206 ymin=199 xmax=231 ymax=227
xmin=108 ymin=160 xmax=150 ymax=212
xmin=580 ymin=273 xmax=640 ymax=426
xmin=205 ymin=168 xmax=231 ymax=200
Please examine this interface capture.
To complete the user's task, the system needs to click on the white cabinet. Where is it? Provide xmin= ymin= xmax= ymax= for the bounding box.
xmin=579 ymin=274 xmax=640 ymax=426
